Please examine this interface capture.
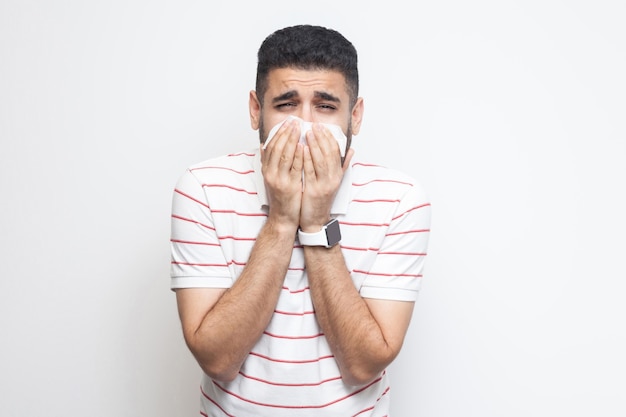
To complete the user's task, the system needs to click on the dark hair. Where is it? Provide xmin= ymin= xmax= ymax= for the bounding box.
xmin=255 ymin=25 xmax=359 ymax=107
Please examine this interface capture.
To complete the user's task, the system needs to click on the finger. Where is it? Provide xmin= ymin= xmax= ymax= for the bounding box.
xmin=302 ymin=144 xmax=316 ymax=182
xmin=263 ymin=119 xmax=291 ymax=152
xmin=311 ymin=123 xmax=340 ymax=157
xmin=303 ymin=129 xmax=326 ymax=170
xmin=265 ymin=120 xmax=297 ymax=167
xmin=262 ymin=122 xmax=285 ymax=166
xmin=291 ymin=142 xmax=305 ymax=174
xmin=306 ymin=125 xmax=342 ymax=178
xmin=281 ymin=122 xmax=301 ymax=169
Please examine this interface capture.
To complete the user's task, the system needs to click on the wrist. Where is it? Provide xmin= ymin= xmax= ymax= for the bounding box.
xmin=298 ymin=219 xmax=341 ymax=248
xmin=264 ymin=218 xmax=299 ymax=238
xmin=298 ymin=221 xmax=330 ymax=233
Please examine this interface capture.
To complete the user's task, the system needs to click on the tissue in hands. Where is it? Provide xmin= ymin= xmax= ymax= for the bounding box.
xmin=262 ymin=116 xmax=347 ymax=157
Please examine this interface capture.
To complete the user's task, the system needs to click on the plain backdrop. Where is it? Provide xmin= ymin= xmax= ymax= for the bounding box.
xmin=1 ymin=1 xmax=625 ymax=416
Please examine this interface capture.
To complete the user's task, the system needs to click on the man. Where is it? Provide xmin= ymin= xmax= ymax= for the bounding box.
xmin=170 ymin=24 xmax=431 ymax=416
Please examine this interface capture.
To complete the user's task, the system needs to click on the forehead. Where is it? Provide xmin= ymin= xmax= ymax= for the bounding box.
xmin=264 ymin=67 xmax=349 ymax=98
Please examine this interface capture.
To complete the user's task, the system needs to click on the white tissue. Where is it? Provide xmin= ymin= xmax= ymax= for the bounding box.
xmin=262 ymin=116 xmax=347 ymax=157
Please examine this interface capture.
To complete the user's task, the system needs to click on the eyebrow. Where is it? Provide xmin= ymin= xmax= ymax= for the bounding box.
xmin=271 ymin=90 xmax=341 ymax=104
xmin=272 ymin=90 xmax=298 ymax=103
xmin=314 ymin=91 xmax=341 ymax=103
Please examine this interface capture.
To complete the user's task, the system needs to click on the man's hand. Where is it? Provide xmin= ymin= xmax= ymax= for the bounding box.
xmin=261 ymin=118 xmax=304 ymax=231
xmin=300 ymin=123 xmax=354 ymax=231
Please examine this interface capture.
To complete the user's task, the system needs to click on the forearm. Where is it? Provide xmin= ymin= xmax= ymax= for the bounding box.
xmin=305 ymin=246 xmax=398 ymax=386
xmin=184 ymin=220 xmax=296 ymax=381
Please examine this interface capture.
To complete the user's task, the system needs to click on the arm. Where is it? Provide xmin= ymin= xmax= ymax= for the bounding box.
xmin=304 ymin=245 xmax=415 ymax=386
xmin=301 ymin=126 xmax=420 ymax=386
xmin=176 ymin=219 xmax=297 ymax=382
xmin=176 ymin=120 xmax=305 ymax=382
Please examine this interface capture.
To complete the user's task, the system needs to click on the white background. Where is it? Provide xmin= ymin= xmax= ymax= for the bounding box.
xmin=1 ymin=1 xmax=624 ymax=416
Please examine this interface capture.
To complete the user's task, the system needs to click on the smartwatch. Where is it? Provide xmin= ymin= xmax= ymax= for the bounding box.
xmin=298 ymin=219 xmax=341 ymax=248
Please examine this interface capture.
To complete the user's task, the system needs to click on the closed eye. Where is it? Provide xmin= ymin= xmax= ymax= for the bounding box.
xmin=274 ymin=103 xmax=298 ymax=111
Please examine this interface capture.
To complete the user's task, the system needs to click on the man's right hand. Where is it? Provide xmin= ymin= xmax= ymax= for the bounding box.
xmin=261 ymin=118 xmax=304 ymax=231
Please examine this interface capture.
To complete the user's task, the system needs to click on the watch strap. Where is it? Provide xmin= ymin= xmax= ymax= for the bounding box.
xmin=298 ymin=219 xmax=341 ymax=248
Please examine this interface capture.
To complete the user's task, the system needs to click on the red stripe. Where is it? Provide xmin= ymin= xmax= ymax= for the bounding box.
xmin=263 ymin=331 xmax=324 ymax=340
xmin=352 ymin=179 xmax=413 ymax=187
xmin=190 ymin=165 xmax=254 ymax=174
xmin=386 ymin=228 xmax=430 ymax=236
xmin=392 ymin=202 xmax=431 ymax=220
xmin=215 ymin=260 xmax=304 ymax=271
xmin=335 ymin=246 xmax=424 ymax=254
xmin=227 ymin=151 xmax=256 ymax=157
xmin=340 ymin=245 xmax=380 ymax=252
xmin=176 ymin=259 xmax=303 ymax=269
xmin=351 ymin=385 xmax=391 ymax=417
xmin=203 ymin=183 xmax=258 ymax=195
xmin=274 ymin=309 xmax=315 ymax=316
xmin=352 ymin=198 xmax=401 ymax=203
xmin=171 ymin=214 xmax=215 ymax=230
xmin=212 ymin=209 xmax=268 ymax=217
xmin=351 ymin=162 xmax=382 ymax=168
xmin=248 ymin=351 xmax=334 ymax=364
xmin=171 ymin=261 xmax=229 ymax=267
xmin=174 ymin=189 xmax=209 ymax=209
xmin=353 ymin=269 xmax=422 ymax=278
xmin=201 ymin=388 xmax=235 ymax=417
xmin=210 ymin=374 xmax=383 ymax=409
xmin=218 ymin=235 xmax=257 ymax=242
xmin=282 ymin=285 xmax=310 ymax=294
xmin=238 ymin=371 xmax=342 ymax=387
xmin=353 ymin=405 xmax=375 ymax=417
xmin=377 ymin=251 xmax=427 ymax=256
xmin=170 ymin=239 xmax=219 ymax=246
xmin=340 ymin=221 xmax=390 ymax=227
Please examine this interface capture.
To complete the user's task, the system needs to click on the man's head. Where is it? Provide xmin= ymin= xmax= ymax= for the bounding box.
xmin=255 ymin=25 xmax=359 ymax=109
xmin=250 ymin=25 xmax=363 ymax=151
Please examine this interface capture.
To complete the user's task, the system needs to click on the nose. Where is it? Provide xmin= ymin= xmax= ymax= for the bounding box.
xmin=297 ymin=104 xmax=315 ymax=123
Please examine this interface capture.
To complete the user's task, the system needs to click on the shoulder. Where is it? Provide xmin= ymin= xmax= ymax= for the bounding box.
xmin=172 ymin=149 xmax=260 ymax=197
xmin=183 ymin=149 xmax=258 ymax=181
xmin=350 ymin=159 xmax=429 ymax=203
xmin=173 ymin=149 xmax=259 ymax=190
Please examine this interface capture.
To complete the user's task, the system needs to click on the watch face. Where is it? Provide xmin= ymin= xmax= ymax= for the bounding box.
xmin=325 ymin=219 xmax=342 ymax=246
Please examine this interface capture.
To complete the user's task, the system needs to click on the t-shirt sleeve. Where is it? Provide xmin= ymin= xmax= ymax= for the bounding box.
xmin=169 ymin=168 xmax=233 ymax=290
xmin=359 ymin=181 xmax=432 ymax=302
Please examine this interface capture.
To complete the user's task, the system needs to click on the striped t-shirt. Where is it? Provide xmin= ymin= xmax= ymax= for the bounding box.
xmin=170 ymin=148 xmax=431 ymax=417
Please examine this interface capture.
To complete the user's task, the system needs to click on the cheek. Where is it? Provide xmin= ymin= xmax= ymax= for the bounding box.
xmin=337 ymin=114 xmax=352 ymax=137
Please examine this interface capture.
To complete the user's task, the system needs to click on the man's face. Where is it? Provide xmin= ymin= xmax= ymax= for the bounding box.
xmin=250 ymin=67 xmax=363 ymax=148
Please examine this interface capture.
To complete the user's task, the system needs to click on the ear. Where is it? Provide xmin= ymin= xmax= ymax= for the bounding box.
xmin=350 ymin=97 xmax=364 ymax=135
xmin=249 ymin=90 xmax=261 ymax=130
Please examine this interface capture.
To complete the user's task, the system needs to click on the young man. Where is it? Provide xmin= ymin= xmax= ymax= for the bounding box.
xmin=170 ymin=25 xmax=431 ymax=416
